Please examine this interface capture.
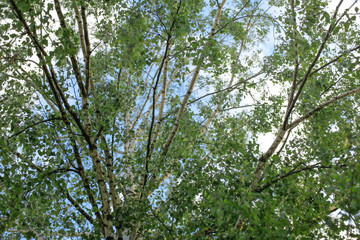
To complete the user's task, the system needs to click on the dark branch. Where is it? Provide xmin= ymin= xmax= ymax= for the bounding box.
xmin=8 ymin=117 xmax=62 ymax=139
xmin=256 ymin=163 xmax=348 ymax=193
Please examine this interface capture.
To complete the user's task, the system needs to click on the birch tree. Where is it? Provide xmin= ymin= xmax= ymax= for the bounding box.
xmin=1 ymin=0 xmax=360 ymax=239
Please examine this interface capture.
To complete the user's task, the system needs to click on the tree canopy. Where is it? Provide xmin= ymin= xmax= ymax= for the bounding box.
xmin=1 ymin=0 xmax=360 ymax=239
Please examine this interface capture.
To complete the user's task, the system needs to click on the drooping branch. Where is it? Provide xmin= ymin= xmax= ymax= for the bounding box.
xmin=309 ymin=45 xmax=360 ymax=77
xmin=256 ymin=163 xmax=348 ymax=193
xmin=189 ymin=71 xmax=263 ymax=105
xmin=0 ymin=146 xmax=43 ymax=173
xmin=8 ymin=117 xmax=62 ymax=139
xmin=0 ymin=145 xmax=95 ymax=225
xmin=5 ymin=229 xmax=102 ymax=238
xmin=288 ymin=85 xmax=360 ymax=130
xmin=5 ymin=68 xmax=58 ymax=112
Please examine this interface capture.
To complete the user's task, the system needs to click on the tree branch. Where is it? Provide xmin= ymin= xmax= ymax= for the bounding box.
xmin=8 ymin=117 xmax=62 ymax=139
xmin=283 ymin=0 xmax=344 ymax=129
xmin=5 ymin=229 xmax=101 ymax=238
xmin=288 ymin=85 xmax=360 ymax=130
xmin=256 ymin=163 xmax=348 ymax=193
xmin=53 ymin=0 xmax=87 ymax=98
xmin=189 ymin=71 xmax=263 ymax=105
xmin=310 ymin=45 xmax=360 ymax=77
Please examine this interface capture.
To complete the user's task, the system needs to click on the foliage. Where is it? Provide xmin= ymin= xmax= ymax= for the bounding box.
xmin=0 ymin=0 xmax=359 ymax=239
